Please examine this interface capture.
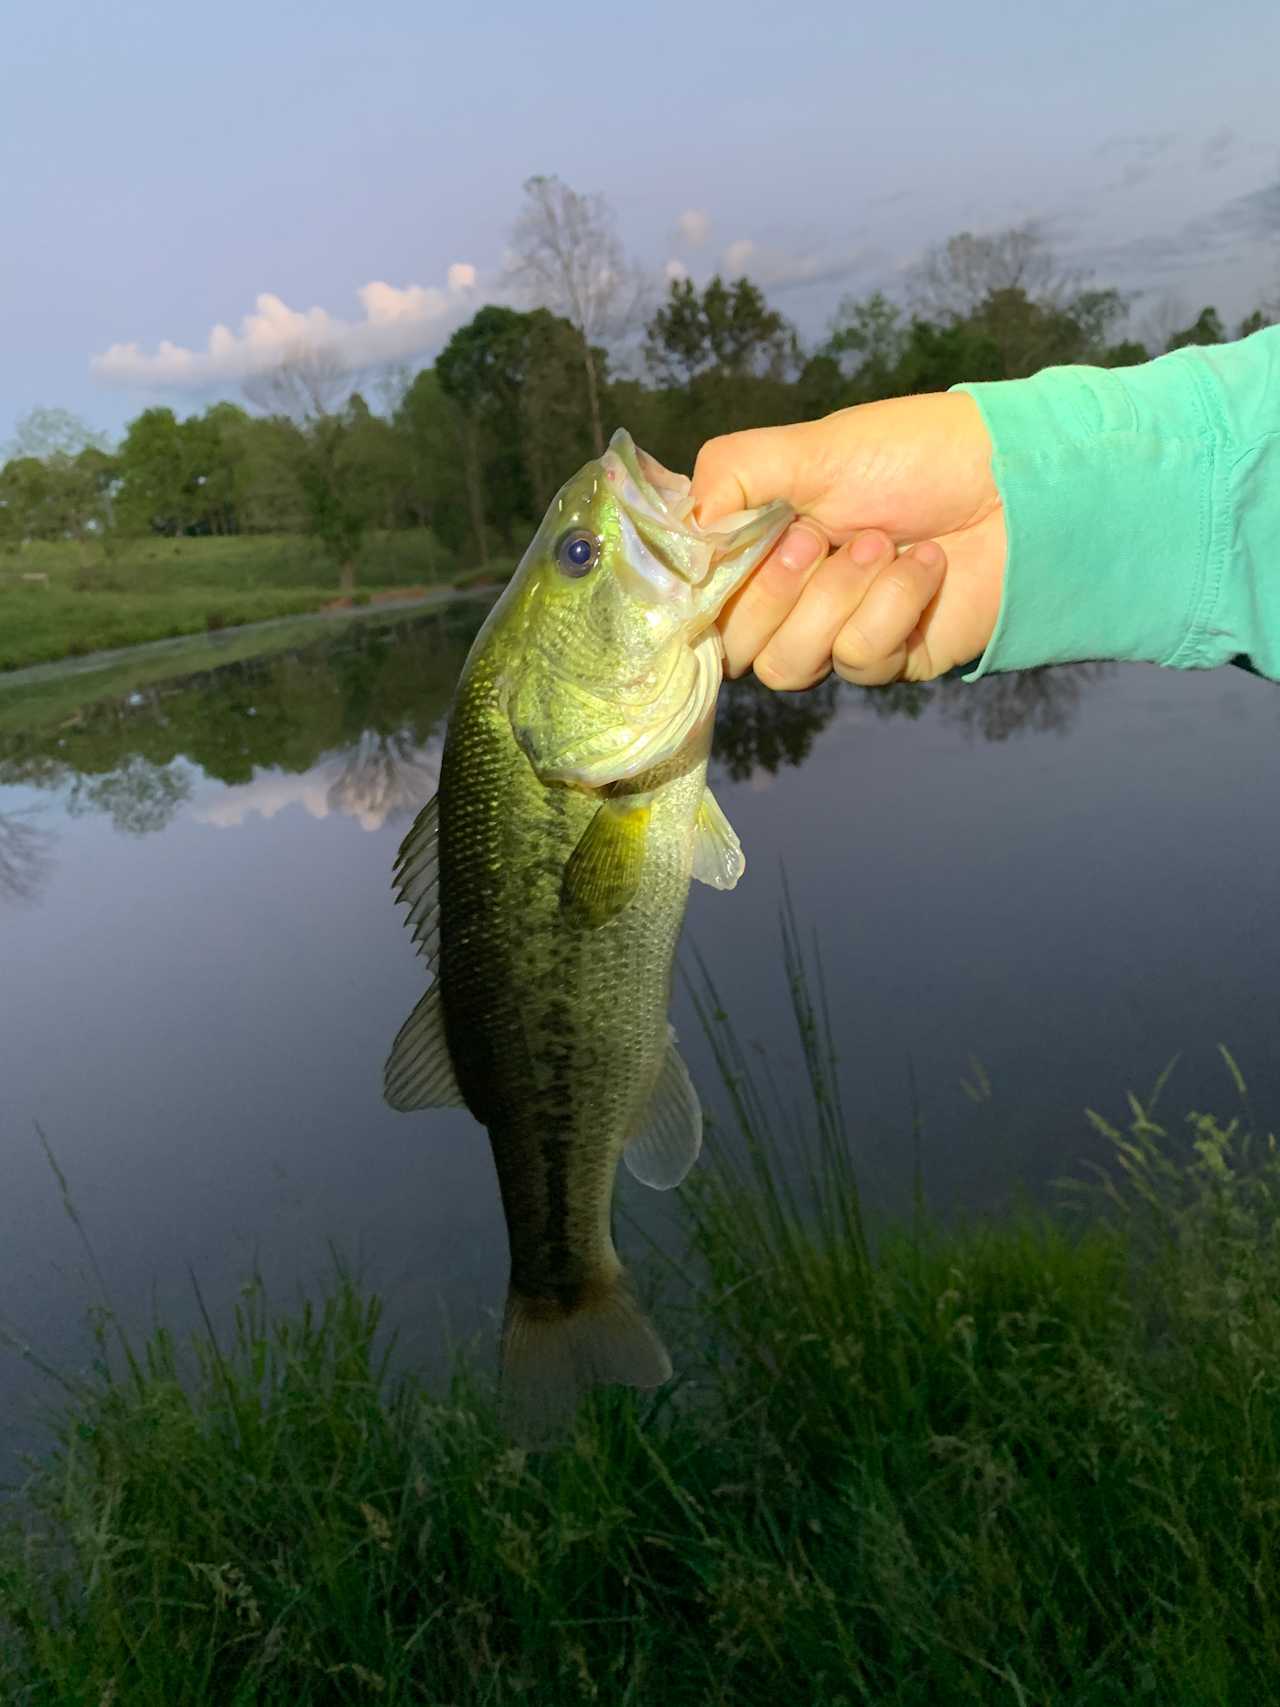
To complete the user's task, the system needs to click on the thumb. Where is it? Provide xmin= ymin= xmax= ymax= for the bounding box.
xmin=691 ymin=424 xmax=811 ymax=528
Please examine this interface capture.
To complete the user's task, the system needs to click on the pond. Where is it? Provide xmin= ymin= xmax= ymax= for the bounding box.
xmin=2 ymin=603 xmax=1277 ymax=1456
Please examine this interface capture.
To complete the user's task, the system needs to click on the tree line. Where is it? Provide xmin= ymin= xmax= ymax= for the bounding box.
xmin=3 ymin=185 xmax=1275 ymax=592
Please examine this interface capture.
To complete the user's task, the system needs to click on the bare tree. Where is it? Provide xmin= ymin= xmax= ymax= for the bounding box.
xmin=375 ymin=362 xmax=414 ymax=421
xmin=7 ymin=407 xmax=109 ymax=463
xmin=242 ymin=342 xmax=353 ymax=423
xmin=243 ymin=344 xmax=369 ymax=596
xmin=506 ymin=174 xmax=647 ymax=454
xmin=909 ymin=222 xmax=1075 ymax=321
xmin=1135 ymin=292 xmax=1191 ymax=358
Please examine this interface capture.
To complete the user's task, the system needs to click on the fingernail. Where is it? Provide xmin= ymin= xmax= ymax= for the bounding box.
xmin=851 ymin=529 xmax=889 ymax=566
xmin=912 ymin=540 xmax=944 ymax=569
xmin=776 ymin=524 xmax=824 ymax=574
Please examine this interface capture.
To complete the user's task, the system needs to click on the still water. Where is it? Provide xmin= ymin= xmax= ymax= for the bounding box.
xmin=2 ymin=603 xmax=1277 ymax=1454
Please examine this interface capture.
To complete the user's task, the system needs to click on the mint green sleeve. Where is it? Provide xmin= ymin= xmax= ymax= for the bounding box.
xmin=950 ymin=325 xmax=1280 ymax=680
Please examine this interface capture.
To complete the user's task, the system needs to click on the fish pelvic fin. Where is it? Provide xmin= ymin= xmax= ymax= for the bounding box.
xmin=500 ymin=1275 xmax=672 ymax=1447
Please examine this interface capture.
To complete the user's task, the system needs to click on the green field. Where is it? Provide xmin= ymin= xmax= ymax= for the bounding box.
xmin=3 ymin=943 xmax=1278 ymax=1704
xmin=0 ymin=531 xmax=498 ymax=672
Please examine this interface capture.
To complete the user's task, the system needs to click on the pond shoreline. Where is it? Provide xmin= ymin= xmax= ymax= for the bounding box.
xmin=0 ymin=583 xmax=498 ymax=696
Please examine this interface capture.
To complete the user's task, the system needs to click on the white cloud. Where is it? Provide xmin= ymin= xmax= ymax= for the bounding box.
xmin=91 ymin=268 xmax=479 ymax=390
xmin=664 ymin=258 xmax=689 ymax=282
xmin=676 ymin=208 xmax=710 ymax=247
xmin=716 ymin=235 xmax=883 ymax=293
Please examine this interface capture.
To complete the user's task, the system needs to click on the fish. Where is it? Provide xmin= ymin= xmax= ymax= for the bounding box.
xmin=383 ymin=428 xmax=791 ymax=1441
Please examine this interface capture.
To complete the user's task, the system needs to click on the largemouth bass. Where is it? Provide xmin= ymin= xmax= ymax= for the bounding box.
xmin=384 ymin=429 xmax=791 ymax=1440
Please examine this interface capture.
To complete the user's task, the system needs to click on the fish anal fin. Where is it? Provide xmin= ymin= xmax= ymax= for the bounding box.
xmin=500 ymin=1274 xmax=672 ymax=1447
xmin=691 ymin=785 xmax=745 ymax=891
xmin=561 ymin=798 xmax=650 ymax=928
xmin=383 ymin=984 xmax=463 ymax=1111
xmin=625 ymin=1032 xmax=702 ymax=1189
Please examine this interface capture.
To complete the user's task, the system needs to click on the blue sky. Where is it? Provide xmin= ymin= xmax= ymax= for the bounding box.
xmin=4 ymin=0 xmax=1277 ymax=444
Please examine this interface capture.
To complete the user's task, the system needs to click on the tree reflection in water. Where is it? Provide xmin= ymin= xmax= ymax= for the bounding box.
xmin=0 ymin=807 xmax=56 ymax=905
xmin=712 ymin=661 xmax=1111 ymax=784
xmin=0 ymin=609 xmax=480 ymax=836
xmin=713 ymin=675 xmax=842 ymax=781
xmin=326 ymin=730 xmax=441 ymax=831
xmin=870 ymin=662 xmax=1111 ymax=743
xmin=0 ymin=603 xmax=1114 ymax=843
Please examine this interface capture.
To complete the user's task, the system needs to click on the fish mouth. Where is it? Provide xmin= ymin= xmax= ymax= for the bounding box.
xmin=601 ymin=428 xmax=792 ymax=620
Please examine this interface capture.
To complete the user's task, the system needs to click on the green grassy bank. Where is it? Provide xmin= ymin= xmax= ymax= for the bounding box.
xmin=2 ymin=968 xmax=1278 ymax=1702
xmin=0 ymin=533 xmax=501 ymax=672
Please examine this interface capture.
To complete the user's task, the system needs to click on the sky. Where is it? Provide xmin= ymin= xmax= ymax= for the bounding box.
xmin=3 ymin=0 xmax=1278 ymax=445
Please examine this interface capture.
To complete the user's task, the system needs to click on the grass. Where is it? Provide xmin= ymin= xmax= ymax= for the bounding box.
xmin=0 ymin=532 xmax=506 ymax=672
xmin=3 ymin=933 xmax=1280 ymax=1702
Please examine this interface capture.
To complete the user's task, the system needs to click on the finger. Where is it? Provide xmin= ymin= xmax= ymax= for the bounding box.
xmin=832 ymin=540 xmax=947 ymax=687
xmin=691 ymin=423 xmax=814 ymax=528
xmin=752 ymin=529 xmax=897 ymax=692
xmin=717 ymin=520 xmax=829 ymax=677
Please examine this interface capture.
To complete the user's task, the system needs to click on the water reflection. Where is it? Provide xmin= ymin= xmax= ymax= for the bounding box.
xmin=0 ymin=609 xmax=480 ymax=836
xmin=714 ymin=676 xmax=842 ymax=780
xmin=0 ymin=807 xmax=55 ymax=905
xmin=195 ymin=733 xmax=441 ymax=834
xmin=866 ymin=662 xmax=1110 ymax=742
xmin=0 ymin=612 xmax=1114 ymax=839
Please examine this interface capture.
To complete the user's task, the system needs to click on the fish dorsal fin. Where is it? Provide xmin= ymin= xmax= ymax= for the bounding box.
xmin=691 ymin=786 xmax=745 ymax=890
xmin=383 ymin=984 xmax=463 ymax=1110
xmin=625 ymin=1030 xmax=703 ymax=1190
xmin=562 ymin=798 xmax=651 ymax=928
xmin=392 ymin=795 xmax=440 ymax=969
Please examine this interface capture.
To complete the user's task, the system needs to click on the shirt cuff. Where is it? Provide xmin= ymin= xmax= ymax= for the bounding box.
xmin=950 ymin=357 xmax=1219 ymax=680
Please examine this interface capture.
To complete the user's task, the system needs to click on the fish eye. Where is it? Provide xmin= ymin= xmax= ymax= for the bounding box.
xmin=555 ymin=529 xmax=599 ymax=578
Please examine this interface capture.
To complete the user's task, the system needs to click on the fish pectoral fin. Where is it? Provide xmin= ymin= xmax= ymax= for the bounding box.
xmin=392 ymin=794 xmax=440 ymax=971
xmin=561 ymin=798 xmax=651 ymax=928
xmin=383 ymin=984 xmax=464 ymax=1110
xmin=691 ymin=785 xmax=745 ymax=891
xmin=625 ymin=1031 xmax=703 ymax=1189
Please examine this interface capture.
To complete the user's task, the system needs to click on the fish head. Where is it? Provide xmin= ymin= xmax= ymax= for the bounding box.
xmin=497 ymin=429 xmax=792 ymax=788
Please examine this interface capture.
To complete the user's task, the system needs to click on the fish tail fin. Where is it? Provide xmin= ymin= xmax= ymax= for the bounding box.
xmin=500 ymin=1274 xmax=672 ymax=1446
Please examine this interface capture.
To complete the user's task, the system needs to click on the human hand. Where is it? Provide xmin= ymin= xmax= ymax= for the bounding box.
xmin=694 ymin=392 xmax=1006 ymax=687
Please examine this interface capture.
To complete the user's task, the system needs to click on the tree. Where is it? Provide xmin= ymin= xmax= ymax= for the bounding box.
xmin=644 ymin=275 xmax=798 ymax=386
xmin=908 ymin=222 xmax=1071 ymax=322
xmin=184 ymin=402 xmax=254 ymax=535
xmin=822 ymin=290 xmax=908 ymax=398
xmin=8 ymin=407 xmax=110 ymax=463
xmin=507 ymin=174 xmax=644 ymax=454
xmin=1164 ymin=306 xmax=1226 ymax=351
xmin=393 ymin=368 xmax=470 ymax=550
xmin=2 ymin=409 xmax=116 ymax=552
xmin=243 ymin=346 xmax=371 ymax=595
xmin=437 ymin=306 xmax=530 ymax=564
xmin=436 ymin=305 xmax=598 ymax=559
xmin=116 ymin=407 xmax=189 ymax=535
